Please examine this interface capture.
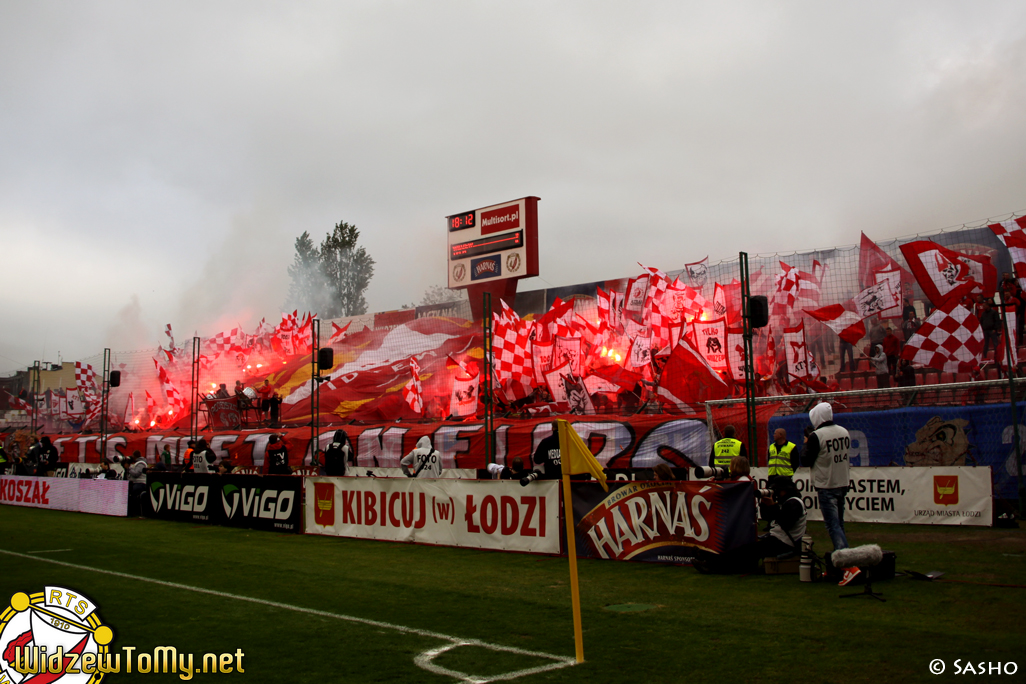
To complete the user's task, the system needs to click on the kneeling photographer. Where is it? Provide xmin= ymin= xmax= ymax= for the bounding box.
xmin=752 ymin=478 xmax=807 ymax=560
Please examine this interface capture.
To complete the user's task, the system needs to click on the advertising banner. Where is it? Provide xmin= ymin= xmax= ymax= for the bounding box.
xmin=570 ymin=480 xmax=757 ymax=564
xmin=144 ymin=473 xmax=302 ymax=533
xmin=306 ymin=477 xmax=561 ymax=554
xmin=769 ymin=403 xmax=1021 ymax=498
xmin=0 ymin=475 xmax=128 ymax=517
xmin=750 ymin=466 xmax=992 ymax=526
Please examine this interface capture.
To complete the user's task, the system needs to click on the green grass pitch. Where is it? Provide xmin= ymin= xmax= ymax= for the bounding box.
xmin=1 ymin=504 xmax=1024 ymax=683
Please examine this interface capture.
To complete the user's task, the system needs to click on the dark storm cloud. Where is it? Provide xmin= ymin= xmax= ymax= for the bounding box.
xmin=1 ymin=1 xmax=1024 ymax=372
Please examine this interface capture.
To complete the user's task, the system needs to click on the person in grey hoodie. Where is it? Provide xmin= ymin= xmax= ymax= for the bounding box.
xmin=801 ymin=402 xmax=851 ymax=551
xmin=400 ymin=436 xmax=443 ymax=478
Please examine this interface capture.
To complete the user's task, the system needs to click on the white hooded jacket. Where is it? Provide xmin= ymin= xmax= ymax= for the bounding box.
xmin=804 ymin=402 xmax=851 ymax=490
xmin=400 ymin=436 xmax=443 ymax=478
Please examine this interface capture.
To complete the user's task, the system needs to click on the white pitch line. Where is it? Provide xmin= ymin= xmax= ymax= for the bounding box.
xmin=26 ymin=548 xmax=74 ymax=554
xmin=0 ymin=548 xmax=577 ymax=683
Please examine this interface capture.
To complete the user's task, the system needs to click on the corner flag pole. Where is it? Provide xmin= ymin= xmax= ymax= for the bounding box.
xmin=558 ymin=420 xmax=586 ymax=664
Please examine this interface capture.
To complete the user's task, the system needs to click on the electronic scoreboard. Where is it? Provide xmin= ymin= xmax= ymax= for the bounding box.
xmin=446 ymin=196 xmax=539 ymax=289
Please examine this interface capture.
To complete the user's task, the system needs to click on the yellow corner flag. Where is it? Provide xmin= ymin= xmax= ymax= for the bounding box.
xmin=555 ymin=419 xmax=609 ymax=664
xmin=556 ymin=420 xmax=608 ymax=492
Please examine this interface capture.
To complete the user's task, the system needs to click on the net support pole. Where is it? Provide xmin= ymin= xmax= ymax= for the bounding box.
xmin=30 ymin=361 xmax=41 ymax=435
xmin=739 ymin=252 xmax=758 ymax=464
xmin=483 ymin=292 xmax=494 ymax=466
xmin=998 ymin=293 xmax=1025 ymax=517
xmin=190 ymin=337 xmax=201 ymax=441
xmin=311 ymin=318 xmax=321 ymax=467
xmin=100 ymin=348 xmax=111 ymax=461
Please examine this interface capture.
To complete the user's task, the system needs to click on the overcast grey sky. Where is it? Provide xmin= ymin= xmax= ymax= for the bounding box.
xmin=2 ymin=1 xmax=1024 ymax=374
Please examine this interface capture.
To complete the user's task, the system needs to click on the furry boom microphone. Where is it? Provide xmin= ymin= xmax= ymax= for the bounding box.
xmin=831 ymin=544 xmax=883 ymax=568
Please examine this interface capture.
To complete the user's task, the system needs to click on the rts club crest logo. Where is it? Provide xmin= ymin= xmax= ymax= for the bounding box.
xmin=0 ymin=587 xmax=114 ymax=683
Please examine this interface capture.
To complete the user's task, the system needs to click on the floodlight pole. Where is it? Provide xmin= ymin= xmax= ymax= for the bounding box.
xmin=190 ymin=337 xmax=201 ymax=441
xmin=483 ymin=292 xmax=494 ymax=466
xmin=996 ymin=292 xmax=1025 ymax=517
xmin=739 ymin=252 xmax=758 ymax=463
xmin=100 ymin=348 xmax=111 ymax=461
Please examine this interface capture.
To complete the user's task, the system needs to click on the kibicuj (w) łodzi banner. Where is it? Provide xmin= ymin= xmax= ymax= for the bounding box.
xmin=570 ymin=480 xmax=757 ymax=564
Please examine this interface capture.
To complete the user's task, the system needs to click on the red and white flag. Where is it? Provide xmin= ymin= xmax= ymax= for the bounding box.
xmin=685 ymin=256 xmax=709 ymax=289
xmin=854 ymin=280 xmax=896 ymax=319
xmin=656 ymin=336 xmax=729 ymax=411
xmin=145 ymin=390 xmax=158 ymax=425
xmin=772 ymin=261 xmax=801 ymax=314
xmin=900 ymin=240 xmax=996 ymax=308
xmin=403 ymin=357 xmax=424 ymax=414
xmin=164 ymin=323 xmax=175 ymax=349
xmin=623 ymin=276 xmax=649 ymax=322
xmin=123 ymin=391 xmax=136 ymax=427
xmin=900 ymin=302 xmax=983 ymax=372
xmin=492 ymin=319 xmax=533 ymax=386
xmin=553 ymin=335 xmax=583 ymax=376
xmin=997 ymin=311 xmax=1019 ymax=371
xmin=691 ymin=317 xmax=728 ymax=372
xmin=783 ymin=321 xmax=812 ymax=380
xmin=449 ymin=372 xmax=480 ymax=418
xmin=626 ymin=334 xmax=653 ymax=370
xmin=531 ymin=339 xmax=553 ymax=386
xmin=329 ymin=320 xmax=352 ymax=342
xmin=726 ymin=328 xmax=747 ymax=382
xmin=75 ymin=362 xmax=97 ymax=392
xmin=804 ymin=303 xmax=867 ymax=345
xmin=544 ymin=360 xmax=572 ymax=405
xmin=988 ymin=217 xmax=1026 ymax=291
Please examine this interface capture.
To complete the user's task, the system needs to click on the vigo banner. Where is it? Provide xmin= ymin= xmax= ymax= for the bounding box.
xmin=750 ymin=466 xmax=992 ymax=526
xmin=570 ymin=480 xmax=757 ymax=564
xmin=43 ymin=415 xmax=714 ymax=472
xmin=144 ymin=473 xmax=303 ymax=533
xmin=305 ymin=477 xmax=561 ymax=554
xmin=0 ymin=475 xmax=128 ymax=516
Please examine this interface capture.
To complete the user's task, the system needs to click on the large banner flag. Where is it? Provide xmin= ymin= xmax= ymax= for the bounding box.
xmin=691 ymin=317 xmax=728 ymax=372
xmin=685 ymin=256 xmax=709 ymax=289
xmin=988 ymin=217 xmax=1026 ymax=291
xmin=656 ymin=337 xmax=730 ymax=411
xmin=900 ymin=240 xmax=996 ymax=308
xmin=804 ymin=303 xmax=867 ymax=345
xmin=900 ymin=302 xmax=983 ymax=372
xmin=783 ymin=321 xmax=811 ymax=379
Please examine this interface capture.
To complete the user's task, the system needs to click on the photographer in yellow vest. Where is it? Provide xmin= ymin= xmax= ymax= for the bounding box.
xmin=711 ymin=425 xmax=747 ymax=468
xmin=767 ymin=428 xmax=798 ymax=483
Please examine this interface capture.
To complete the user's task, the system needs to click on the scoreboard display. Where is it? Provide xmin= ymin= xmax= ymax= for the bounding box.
xmin=446 ymin=196 xmax=539 ymax=289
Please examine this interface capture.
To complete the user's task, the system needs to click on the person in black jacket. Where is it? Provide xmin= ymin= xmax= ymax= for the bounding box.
xmin=754 ymin=478 xmax=808 ymax=559
xmin=267 ymin=434 xmax=291 ymax=475
xmin=36 ymin=436 xmax=59 ymax=476
xmin=323 ymin=430 xmax=354 ymax=477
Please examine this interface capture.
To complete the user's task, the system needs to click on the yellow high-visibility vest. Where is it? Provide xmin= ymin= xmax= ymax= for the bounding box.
xmin=713 ymin=438 xmax=742 ymax=467
xmin=768 ymin=441 xmax=796 ymax=477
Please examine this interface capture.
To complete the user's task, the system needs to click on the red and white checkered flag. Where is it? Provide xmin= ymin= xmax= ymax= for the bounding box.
xmin=492 ymin=319 xmax=534 ymax=386
xmin=207 ymin=327 xmax=244 ymax=354
xmin=773 ymin=261 xmax=802 ymax=314
xmin=153 ymin=360 xmax=186 ymax=418
xmin=988 ymin=217 xmax=1026 ymax=291
xmin=403 ymin=357 xmax=424 ymax=414
xmin=639 ymin=263 xmax=671 ymax=323
xmin=164 ymin=323 xmax=175 ymax=349
xmin=75 ymin=362 xmax=97 ymax=392
xmin=900 ymin=302 xmax=983 ymax=372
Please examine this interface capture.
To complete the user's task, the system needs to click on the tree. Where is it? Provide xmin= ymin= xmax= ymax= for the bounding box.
xmin=320 ymin=221 xmax=375 ymax=318
xmin=284 ymin=231 xmax=327 ymax=312
xmin=420 ymin=285 xmax=465 ymax=306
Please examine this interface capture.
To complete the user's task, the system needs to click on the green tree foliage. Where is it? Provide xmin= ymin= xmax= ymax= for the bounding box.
xmin=320 ymin=221 xmax=375 ymax=318
xmin=284 ymin=231 xmax=327 ymax=313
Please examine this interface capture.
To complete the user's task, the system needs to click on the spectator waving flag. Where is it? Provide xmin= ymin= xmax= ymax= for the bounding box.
xmin=900 ymin=302 xmax=983 ymax=372
xmin=988 ymin=217 xmax=1026 ymax=291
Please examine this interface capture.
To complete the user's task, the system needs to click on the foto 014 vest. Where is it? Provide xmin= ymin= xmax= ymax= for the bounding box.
xmin=811 ymin=424 xmax=850 ymax=489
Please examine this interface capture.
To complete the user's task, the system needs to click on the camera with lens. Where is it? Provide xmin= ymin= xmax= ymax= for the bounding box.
xmin=520 ymin=472 xmax=541 ymax=487
xmin=111 ymin=454 xmax=125 ymax=464
xmin=756 ymin=488 xmax=773 ymax=498
xmin=692 ymin=465 xmax=727 ymax=480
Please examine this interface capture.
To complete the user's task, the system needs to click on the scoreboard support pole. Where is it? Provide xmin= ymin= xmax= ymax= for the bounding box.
xmin=483 ymin=292 xmax=495 ymax=466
